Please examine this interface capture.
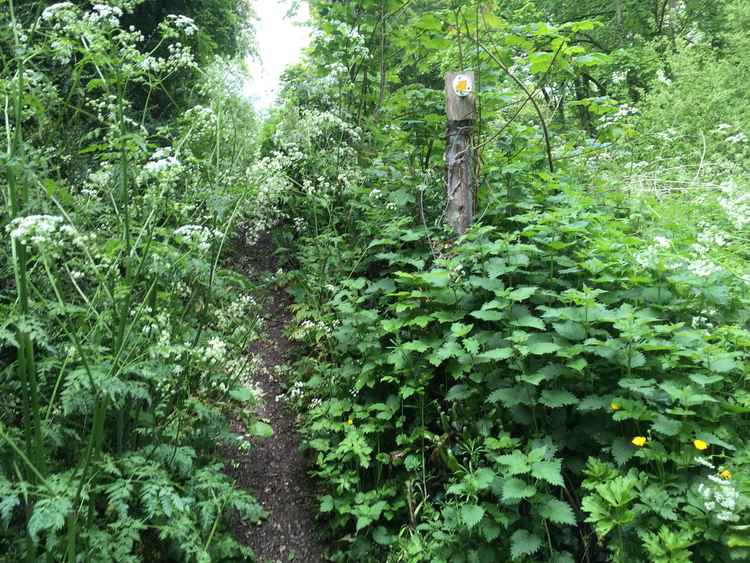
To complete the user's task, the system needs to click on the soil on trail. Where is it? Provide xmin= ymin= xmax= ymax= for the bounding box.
xmin=226 ymin=237 xmax=326 ymax=563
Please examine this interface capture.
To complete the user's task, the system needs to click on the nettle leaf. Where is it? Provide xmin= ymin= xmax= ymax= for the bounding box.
xmin=611 ymin=437 xmax=636 ymax=466
xmin=512 ymin=312 xmax=546 ymax=330
xmin=485 ymin=258 xmax=512 ymax=277
xmin=496 ymin=451 xmax=530 ymax=475
xmin=706 ymin=354 xmax=737 ymax=373
xmin=651 ymin=415 xmax=681 ymax=436
xmin=420 ymin=269 xmax=451 ymax=287
xmin=469 ymin=276 xmax=504 ymax=291
xmin=446 ymin=384 xmax=474 ymax=402
xmin=689 ymin=373 xmax=723 ymax=386
xmin=478 ymin=347 xmax=513 ymax=361
xmin=527 ymin=342 xmax=561 ymax=355
xmin=539 ymin=497 xmax=576 ymax=525
xmin=510 ymin=529 xmax=543 ymax=559
xmin=461 ymin=504 xmax=486 ymax=528
xmin=540 ymin=389 xmax=579 ymax=408
xmin=531 ymin=459 xmax=565 ymax=487
xmin=487 ymin=386 xmax=534 ymax=407
xmin=509 ymin=286 xmax=538 ymax=301
xmin=28 ymin=496 xmax=72 ymax=544
xmin=553 ymin=321 xmax=587 ymax=341
xmin=577 ymin=394 xmax=609 ymax=411
xmin=471 ymin=309 xmax=505 ymax=322
xmin=502 ymin=478 xmax=537 ymax=501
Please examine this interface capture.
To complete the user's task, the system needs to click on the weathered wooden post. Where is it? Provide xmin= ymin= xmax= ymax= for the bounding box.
xmin=444 ymin=71 xmax=476 ymax=235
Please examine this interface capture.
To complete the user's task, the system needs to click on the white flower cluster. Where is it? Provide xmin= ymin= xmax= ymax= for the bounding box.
xmin=140 ymin=43 xmax=197 ymax=74
xmin=166 ymin=14 xmax=198 ymax=36
xmin=685 ymin=223 xmax=726 ymax=278
xmin=142 ymin=147 xmax=183 ymax=185
xmin=174 ymin=224 xmax=222 ymax=253
xmin=698 ymin=476 xmax=741 ymax=522
xmin=726 ymin=132 xmax=748 ymax=145
xmin=634 ymin=234 xmax=672 ymax=269
xmin=719 ymin=181 xmax=750 ymax=230
xmin=687 ymin=258 xmax=721 ymax=278
xmin=41 ymin=2 xmax=77 ymax=28
xmin=7 ymin=215 xmax=85 ymax=255
xmin=84 ymin=4 xmax=123 ymax=27
xmin=655 ymin=69 xmax=672 ymax=86
xmin=202 ymin=337 xmax=227 ymax=364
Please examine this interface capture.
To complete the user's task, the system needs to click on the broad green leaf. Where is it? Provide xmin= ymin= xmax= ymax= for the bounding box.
xmin=510 ymin=529 xmax=543 ymax=559
xmin=540 ymin=389 xmax=578 ymax=408
xmin=509 ymin=286 xmax=537 ymax=301
xmin=471 ymin=310 xmax=505 ymax=322
xmin=527 ymin=342 xmax=561 ymax=355
xmin=250 ymin=421 xmax=274 ymax=438
xmin=461 ymin=504 xmax=486 ymax=528
xmin=478 ymin=347 xmax=513 ymax=361
xmin=539 ymin=497 xmax=576 ymax=525
xmin=531 ymin=459 xmax=565 ymax=487
xmin=502 ymin=478 xmax=536 ymax=500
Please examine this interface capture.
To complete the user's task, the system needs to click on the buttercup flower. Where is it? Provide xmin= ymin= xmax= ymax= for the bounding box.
xmin=610 ymin=402 xmax=621 ymax=411
xmin=346 ymin=418 xmax=353 ymax=425
xmin=720 ymin=470 xmax=732 ymax=480
xmin=693 ymin=439 xmax=709 ymax=451
xmin=632 ymin=436 xmax=647 ymax=447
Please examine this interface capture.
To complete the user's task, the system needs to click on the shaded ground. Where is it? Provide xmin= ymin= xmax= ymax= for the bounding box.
xmin=225 ymin=235 xmax=326 ymax=563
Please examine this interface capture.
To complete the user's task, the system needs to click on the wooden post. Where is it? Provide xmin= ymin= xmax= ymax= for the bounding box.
xmin=444 ymin=71 xmax=476 ymax=235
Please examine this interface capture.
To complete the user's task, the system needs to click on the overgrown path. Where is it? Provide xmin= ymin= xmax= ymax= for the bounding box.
xmin=228 ymin=239 xmax=325 ymax=563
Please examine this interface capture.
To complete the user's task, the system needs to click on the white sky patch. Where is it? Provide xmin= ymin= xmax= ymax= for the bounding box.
xmin=245 ymin=0 xmax=311 ymax=110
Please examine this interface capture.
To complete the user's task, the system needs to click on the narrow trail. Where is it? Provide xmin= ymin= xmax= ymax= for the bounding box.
xmin=227 ymin=238 xmax=325 ymax=563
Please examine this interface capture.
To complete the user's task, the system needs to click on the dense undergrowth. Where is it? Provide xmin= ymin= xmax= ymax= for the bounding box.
xmin=0 ymin=1 xmax=275 ymax=560
xmin=2 ymin=0 xmax=750 ymax=562
xmin=263 ymin=1 xmax=750 ymax=562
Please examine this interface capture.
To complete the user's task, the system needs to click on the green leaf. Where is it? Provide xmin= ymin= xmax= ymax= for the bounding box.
xmin=511 ymin=529 xmax=543 ymax=559
xmin=403 ymin=340 xmax=429 ymax=353
xmin=478 ymin=347 xmax=513 ymax=361
xmin=539 ymin=498 xmax=576 ymax=525
xmin=539 ymin=389 xmax=579 ymax=408
xmin=461 ymin=504 xmax=486 ymax=528
xmin=373 ymin=525 xmax=396 ymax=545
xmin=652 ymin=415 xmax=681 ymax=436
xmin=509 ymin=286 xmax=537 ymax=301
xmin=471 ymin=310 xmax=505 ymax=322
xmin=446 ymin=384 xmax=474 ymax=402
xmin=512 ymin=314 xmax=546 ymax=330
xmin=420 ymin=269 xmax=451 ymax=287
xmin=28 ymin=496 xmax=72 ymax=544
xmin=706 ymin=355 xmax=737 ymax=373
xmin=531 ymin=459 xmax=565 ymax=487
xmin=527 ymin=342 xmax=561 ymax=355
xmin=553 ymin=321 xmax=586 ymax=341
xmin=250 ymin=421 xmax=274 ymax=438
xmin=502 ymin=478 xmax=537 ymax=501
xmin=611 ymin=437 xmax=636 ymax=466
xmin=229 ymin=386 xmax=256 ymax=403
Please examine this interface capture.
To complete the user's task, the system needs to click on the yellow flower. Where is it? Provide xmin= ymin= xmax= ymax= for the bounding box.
xmin=632 ymin=436 xmax=647 ymax=447
xmin=693 ymin=439 xmax=709 ymax=451
xmin=610 ymin=402 xmax=621 ymax=411
xmin=346 ymin=418 xmax=353 ymax=425
xmin=720 ymin=470 xmax=732 ymax=480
